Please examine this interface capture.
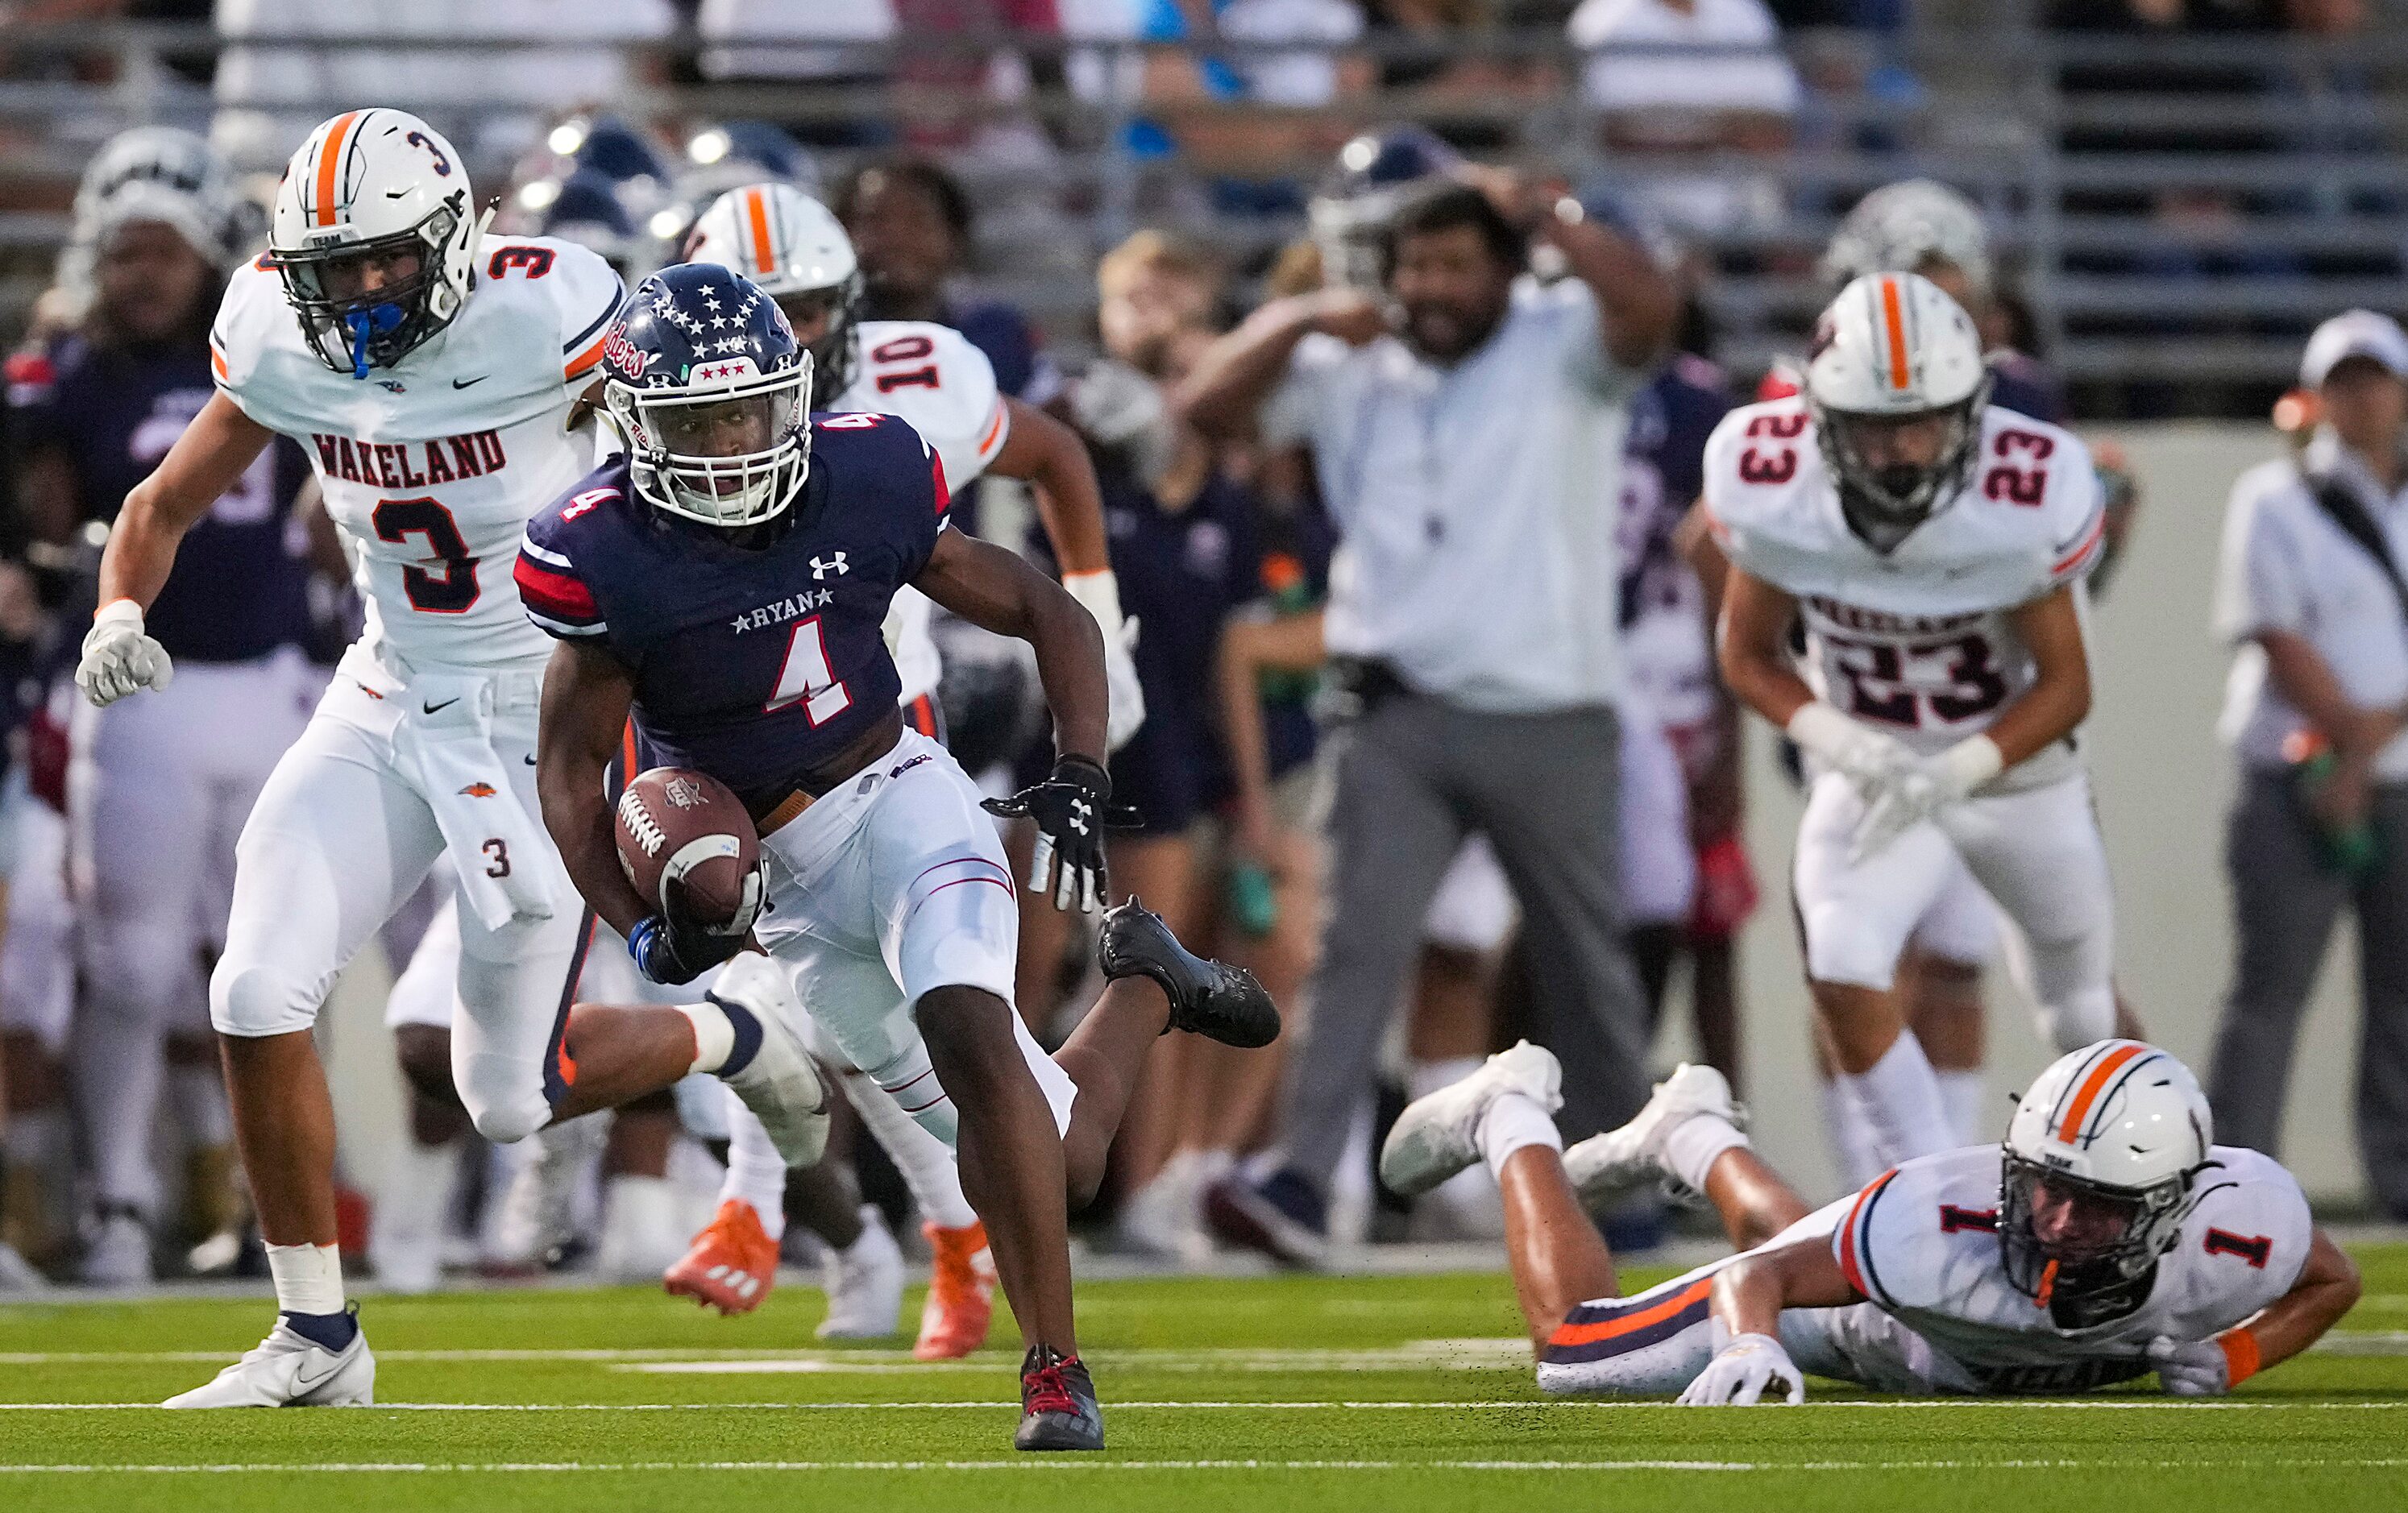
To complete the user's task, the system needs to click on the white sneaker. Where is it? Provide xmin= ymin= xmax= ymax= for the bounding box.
xmin=708 ymin=967 xmax=830 ymax=1168
xmin=162 ymin=1312 xmax=375 ymax=1408
xmin=80 ymin=1208 xmax=152 ymax=1287
xmin=1378 ymin=1041 xmax=1563 ymax=1199
xmin=1563 ymin=1062 xmax=1746 ymax=1208
xmin=1116 ymin=1150 xmax=1210 ymax=1260
xmin=815 ymin=1206 xmax=905 ymax=1341
xmin=595 ymin=1175 xmax=687 ymax=1283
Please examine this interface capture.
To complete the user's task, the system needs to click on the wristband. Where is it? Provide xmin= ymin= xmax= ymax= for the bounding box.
xmin=2215 ymin=1325 xmax=2261 ymax=1387
xmin=93 ymin=597 xmax=143 ymax=629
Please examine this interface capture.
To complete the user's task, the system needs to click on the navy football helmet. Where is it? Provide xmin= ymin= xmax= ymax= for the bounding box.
xmin=602 ymin=263 xmax=814 ymax=529
xmin=1309 ymin=126 xmax=1463 ymax=290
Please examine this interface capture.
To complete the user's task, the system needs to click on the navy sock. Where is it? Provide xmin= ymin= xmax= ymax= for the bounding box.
xmin=280 ymin=1308 xmax=357 ymax=1352
xmin=708 ymin=994 xmax=766 ymax=1079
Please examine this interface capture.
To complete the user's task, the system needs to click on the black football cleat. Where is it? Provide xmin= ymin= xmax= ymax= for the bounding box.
xmin=1099 ymin=898 xmax=1280 ymax=1049
xmin=1015 ymin=1344 xmax=1104 ymax=1451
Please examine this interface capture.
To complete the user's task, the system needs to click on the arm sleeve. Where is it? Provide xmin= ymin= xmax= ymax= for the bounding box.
xmin=516 ymin=507 xmax=610 ymax=641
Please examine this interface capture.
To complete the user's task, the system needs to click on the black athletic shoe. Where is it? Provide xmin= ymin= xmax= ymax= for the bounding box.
xmin=1015 ymin=1344 xmax=1103 ymax=1451
xmin=1098 ymin=898 xmax=1280 ymax=1049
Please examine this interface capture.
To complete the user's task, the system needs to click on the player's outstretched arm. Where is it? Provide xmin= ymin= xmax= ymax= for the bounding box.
xmin=1985 ymin=584 xmax=2094 ymax=769
xmin=990 ymin=398 xmax=1110 ymax=576
xmin=534 ymin=640 xmax=654 ymax=940
xmin=2156 ymin=1226 xmax=2362 ymax=1395
xmin=1173 ymin=289 xmax=1386 ymax=441
xmin=1679 ymin=1235 xmax=1863 ymax=1407
xmin=915 ymin=528 xmax=1109 ymax=765
xmin=80 ymin=392 xmax=276 ymax=705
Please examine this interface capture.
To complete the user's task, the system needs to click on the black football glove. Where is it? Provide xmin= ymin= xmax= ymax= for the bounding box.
xmin=628 ymin=908 xmax=748 ymax=987
xmin=981 ymin=755 xmax=1136 ymax=913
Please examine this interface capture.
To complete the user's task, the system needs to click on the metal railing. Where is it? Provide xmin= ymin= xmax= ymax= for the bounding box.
xmin=4 ymin=21 xmax=2408 ymax=406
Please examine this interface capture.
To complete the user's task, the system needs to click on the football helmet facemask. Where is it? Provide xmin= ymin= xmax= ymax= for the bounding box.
xmin=1999 ymin=1040 xmax=2214 ymax=1329
xmin=603 ymin=263 xmax=814 ymax=530
xmin=1804 ymin=272 xmax=1991 ymax=553
xmin=267 ymin=109 xmax=489 ymax=378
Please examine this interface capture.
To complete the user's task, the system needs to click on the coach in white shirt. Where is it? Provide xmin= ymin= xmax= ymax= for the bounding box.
xmin=1177 ymin=177 xmax=1677 ymax=1258
xmin=2210 ymin=309 xmax=2408 ymax=1219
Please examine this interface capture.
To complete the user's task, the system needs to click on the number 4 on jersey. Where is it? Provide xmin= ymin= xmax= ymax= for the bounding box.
xmin=765 ymin=616 xmax=852 ymax=723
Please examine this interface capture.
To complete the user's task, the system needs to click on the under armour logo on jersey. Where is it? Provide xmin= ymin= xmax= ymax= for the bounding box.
xmin=811 ymin=553 xmax=849 ymax=580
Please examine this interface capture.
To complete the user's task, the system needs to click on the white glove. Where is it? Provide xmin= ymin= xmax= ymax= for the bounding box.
xmin=2148 ymin=1334 xmax=2239 ymax=1397
xmin=76 ymin=599 xmax=174 ymax=707
xmin=1063 ymin=569 xmax=1147 ymax=752
xmin=1677 ymin=1333 xmax=1805 ymax=1406
xmin=1850 ymin=734 xmax=2003 ymax=863
xmin=1786 ymin=703 xmax=1916 ymax=795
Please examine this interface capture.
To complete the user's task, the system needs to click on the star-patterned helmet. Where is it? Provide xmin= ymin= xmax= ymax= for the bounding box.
xmin=601 ymin=262 xmax=814 ymax=529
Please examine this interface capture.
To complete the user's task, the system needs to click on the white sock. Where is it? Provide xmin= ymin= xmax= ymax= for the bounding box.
xmin=1476 ymin=1092 xmax=1563 ymax=1177
xmin=845 ymin=1069 xmax=978 ymax=1230
xmin=266 ymin=1241 xmax=345 ymax=1316
xmin=1660 ymin=1113 xmax=1748 ymax=1193
xmin=676 ymin=1001 xmax=736 ymax=1075
xmin=1410 ymin=1056 xmax=1482 ymax=1102
xmin=1837 ymin=1034 xmax=1954 ymax=1171
xmin=1934 ymin=1069 xmax=1989 ymax=1148
xmin=1819 ymin=1077 xmax=1889 ymax=1191
xmin=716 ymin=1087 xmax=789 ymax=1242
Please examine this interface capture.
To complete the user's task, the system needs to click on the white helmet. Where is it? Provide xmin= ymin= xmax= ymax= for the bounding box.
xmin=1804 ymin=272 xmax=1991 ymax=552
xmin=267 ymin=108 xmax=492 ymax=378
xmin=72 ymin=126 xmax=256 ymax=269
xmin=1819 ymin=179 xmax=1995 ymax=297
xmin=685 ymin=182 xmax=862 ymax=394
xmin=1999 ymin=1040 xmax=2213 ymax=1327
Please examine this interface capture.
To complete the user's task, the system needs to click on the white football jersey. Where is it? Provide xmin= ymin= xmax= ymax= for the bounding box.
xmin=1833 ymin=1144 xmax=2310 ymax=1395
xmin=835 ymin=320 xmax=1012 ymax=706
xmin=210 ymin=237 xmax=625 ymax=672
xmin=1703 ymin=399 xmax=2104 ymax=782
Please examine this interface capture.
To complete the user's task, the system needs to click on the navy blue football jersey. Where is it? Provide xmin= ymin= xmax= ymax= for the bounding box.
xmin=6 ymin=336 xmax=312 ymax=663
xmin=1620 ymin=352 xmax=1733 ymax=632
xmin=516 ymin=412 xmax=948 ymax=808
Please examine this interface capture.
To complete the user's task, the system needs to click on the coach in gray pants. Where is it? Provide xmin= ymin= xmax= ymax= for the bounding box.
xmin=1176 ymin=176 xmax=1678 ymax=1261
xmin=2208 ymin=309 xmax=2408 ymax=1217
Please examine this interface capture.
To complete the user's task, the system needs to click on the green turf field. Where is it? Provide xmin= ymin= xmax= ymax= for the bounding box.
xmin=3 ymin=1245 xmax=2405 ymax=1513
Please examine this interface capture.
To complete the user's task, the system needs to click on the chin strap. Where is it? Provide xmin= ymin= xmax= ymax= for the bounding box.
xmin=343 ymin=303 xmax=406 ymax=379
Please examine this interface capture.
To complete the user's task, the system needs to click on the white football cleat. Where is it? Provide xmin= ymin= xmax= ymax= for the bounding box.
xmin=1563 ymin=1062 xmax=1746 ymax=1208
xmin=815 ymin=1206 xmax=905 ymax=1341
xmin=595 ymin=1175 xmax=687 ymax=1284
xmin=492 ymin=1115 xmax=604 ymax=1271
xmin=708 ymin=962 xmax=830 ymax=1168
xmin=1378 ymin=1041 xmax=1562 ymax=1199
xmin=80 ymin=1208 xmax=152 ymax=1287
xmin=162 ymin=1312 xmax=375 ymax=1408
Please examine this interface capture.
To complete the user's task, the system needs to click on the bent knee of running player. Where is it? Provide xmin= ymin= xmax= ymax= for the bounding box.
xmin=1534 ymin=1271 xmax=1722 ymax=1397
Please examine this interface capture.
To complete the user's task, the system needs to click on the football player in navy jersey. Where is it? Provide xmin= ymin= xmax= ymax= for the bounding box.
xmin=6 ymin=128 xmax=319 ymax=1284
xmin=521 ymin=265 xmax=1278 ymax=1452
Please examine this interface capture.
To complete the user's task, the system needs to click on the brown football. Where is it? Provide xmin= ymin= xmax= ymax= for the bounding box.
xmin=615 ymin=767 xmax=759 ymax=928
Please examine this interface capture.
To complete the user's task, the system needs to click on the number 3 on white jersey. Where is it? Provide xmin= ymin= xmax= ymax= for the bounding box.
xmin=766 ymin=617 xmax=852 ymax=723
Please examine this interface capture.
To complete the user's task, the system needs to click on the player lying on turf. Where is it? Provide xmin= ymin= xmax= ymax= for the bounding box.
xmin=521 ymin=263 xmax=1278 ymax=1452
xmin=1383 ymin=1039 xmax=2359 ymax=1401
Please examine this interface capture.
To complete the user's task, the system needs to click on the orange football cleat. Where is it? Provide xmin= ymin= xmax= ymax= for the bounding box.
xmin=914 ymin=1221 xmax=996 ymax=1360
xmin=664 ymin=1199 xmax=778 ymax=1316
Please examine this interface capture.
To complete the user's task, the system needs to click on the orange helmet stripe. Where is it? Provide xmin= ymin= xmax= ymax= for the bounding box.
xmin=2055 ymin=1042 xmax=2147 ymax=1142
xmin=1879 ymin=276 xmax=1911 ymax=392
xmin=314 ymin=110 xmax=363 ymax=228
xmin=745 ymin=186 xmax=775 ymax=276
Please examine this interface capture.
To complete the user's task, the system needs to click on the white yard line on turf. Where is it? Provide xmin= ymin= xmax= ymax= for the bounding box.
xmin=2 ymin=1458 xmax=2408 ymax=1474
xmin=1 ymin=1399 xmax=2402 ymax=1412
